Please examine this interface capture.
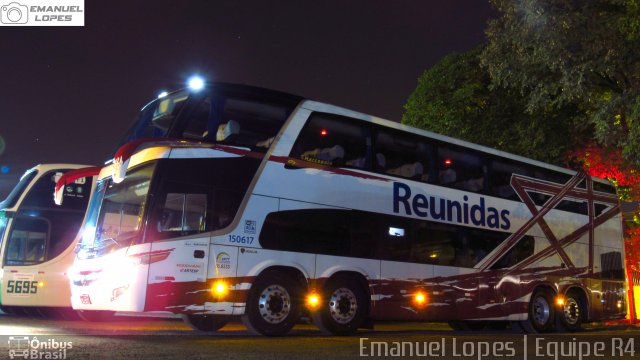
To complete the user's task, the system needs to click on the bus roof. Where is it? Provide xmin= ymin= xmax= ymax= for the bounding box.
xmin=140 ymin=82 xmax=304 ymax=112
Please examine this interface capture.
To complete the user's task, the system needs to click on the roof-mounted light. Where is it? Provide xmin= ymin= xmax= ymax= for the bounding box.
xmin=157 ymin=91 xmax=168 ymax=98
xmin=187 ymin=75 xmax=205 ymax=91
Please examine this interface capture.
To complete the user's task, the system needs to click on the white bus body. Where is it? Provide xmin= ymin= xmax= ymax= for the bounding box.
xmin=68 ymin=86 xmax=625 ymax=335
xmin=0 ymin=164 xmax=95 ymax=315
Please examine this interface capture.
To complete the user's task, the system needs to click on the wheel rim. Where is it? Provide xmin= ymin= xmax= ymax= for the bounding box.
xmin=563 ymin=298 xmax=580 ymax=325
xmin=532 ymin=295 xmax=550 ymax=326
xmin=257 ymin=284 xmax=291 ymax=324
xmin=328 ymin=287 xmax=358 ymax=324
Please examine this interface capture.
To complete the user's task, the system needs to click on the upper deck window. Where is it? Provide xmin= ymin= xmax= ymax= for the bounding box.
xmin=374 ymin=128 xmax=432 ymax=182
xmin=290 ymin=113 xmax=370 ymax=169
xmin=437 ymin=146 xmax=486 ymax=193
xmin=180 ymin=96 xmax=292 ymax=152
xmin=109 ymin=85 xmax=301 ymax=160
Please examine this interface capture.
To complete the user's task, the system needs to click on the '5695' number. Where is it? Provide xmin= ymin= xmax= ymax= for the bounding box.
xmin=6 ymin=280 xmax=38 ymax=294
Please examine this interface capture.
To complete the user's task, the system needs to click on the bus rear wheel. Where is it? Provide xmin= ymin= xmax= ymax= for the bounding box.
xmin=313 ymin=276 xmax=367 ymax=336
xmin=77 ymin=310 xmax=116 ymax=322
xmin=241 ymin=271 xmax=300 ymax=336
xmin=519 ymin=288 xmax=555 ymax=333
xmin=555 ymin=291 xmax=584 ymax=332
xmin=183 ymin=314 xmax=228 ymax=332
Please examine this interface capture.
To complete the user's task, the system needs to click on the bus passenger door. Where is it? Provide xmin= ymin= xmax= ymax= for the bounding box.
xmin=145 ymin=191 xmax=211 ymax=313
xmin=2 ymin=216 xmax=50 ymax=306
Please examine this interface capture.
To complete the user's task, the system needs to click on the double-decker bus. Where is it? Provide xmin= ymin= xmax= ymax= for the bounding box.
xmin=0 ymin=164 xmax=95 ymax=317
xmin=67 ymin=83 xmax=625 ymax=336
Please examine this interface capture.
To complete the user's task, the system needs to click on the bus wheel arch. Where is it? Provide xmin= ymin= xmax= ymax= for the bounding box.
xmin=241 ymin=267 xmax=306 ymax=336
xmin=556 ymin=287 xmax=587 ymax=332
xmin=313 ymin=271 xmax=370 ymax=336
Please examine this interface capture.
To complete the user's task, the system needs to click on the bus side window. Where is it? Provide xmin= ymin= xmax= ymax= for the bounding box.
xmin=290 ymin=113 xmax=369 ymax=169
xmin=437 ymin=147 xmax=487 ymax=193
xmin=601 ymin=251 xmax=624 ymax=280
xmin=5 ymin=217 xmax=49 ymax=266
xmin=374 ymin=129 xmax=430 ymax=182
xmin=412 ymin=224 xmax=456 ymax=265
xmin=490 ymin=236 xmax=535 ymax=270
xmin=379 ymin=219 xmax=413 ymax=262
xmin=156 ymin=193 xmax=208 ymax=237
xmin=489 ymin=160 xmax=532 ymax=201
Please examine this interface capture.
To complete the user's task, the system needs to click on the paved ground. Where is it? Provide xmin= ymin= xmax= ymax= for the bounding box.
xmin=0 ymin=312 xmax=639 ymax=360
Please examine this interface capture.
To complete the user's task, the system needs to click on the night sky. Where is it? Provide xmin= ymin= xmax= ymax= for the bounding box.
xmin=0 ymin=0 xmax=494 ymax=198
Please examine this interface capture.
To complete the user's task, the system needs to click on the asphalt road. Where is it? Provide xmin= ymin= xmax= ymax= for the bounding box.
xmin=1 ymin=312 xmax=639 ymax=360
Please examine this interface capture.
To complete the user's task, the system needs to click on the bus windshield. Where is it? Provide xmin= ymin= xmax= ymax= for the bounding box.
xmin=110 ymin=91 xmax=189 ymax=158
xmin=91 ymin=164 xmax=156 ymax=254
xmin=76 ymin=178 xmax=108 ymax=256
xmin=0 ymin=212 xmax=8 ymax=247
xmin=0 ymin=169 xmax=38 ymax=209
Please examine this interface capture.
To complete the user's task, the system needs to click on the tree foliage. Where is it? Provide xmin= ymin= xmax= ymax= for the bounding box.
xmin=481 ymin=0 xmax=640 ymax=167
xmin=402 ymin=48 xmax=587 ymax=165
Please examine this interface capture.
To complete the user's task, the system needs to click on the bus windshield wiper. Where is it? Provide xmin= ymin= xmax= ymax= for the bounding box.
xmin=98 ymin=237 xmax=123 ymax=248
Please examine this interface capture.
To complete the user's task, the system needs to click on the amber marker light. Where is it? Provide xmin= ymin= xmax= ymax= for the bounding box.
xmin=212 ymin=281 xmax=228 ymax=297
xmin=306 ymin=292 xmax=321 ymax=310
xmin=414 ymin=291 xmax=428 ymax=307
xmin=556 ymin=296 xmax=565 ymax=306
xmin=38 ymin=281 xmax=45 ymax=288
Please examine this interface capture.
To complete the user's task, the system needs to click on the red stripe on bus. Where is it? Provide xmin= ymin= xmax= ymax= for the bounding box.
xmin=269 ymin=155 xmax=390 ymax=181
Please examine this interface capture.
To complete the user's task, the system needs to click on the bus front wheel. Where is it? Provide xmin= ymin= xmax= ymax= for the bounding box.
xmin=241 ymin=270 xmax=300 ymax=336
xmin=183 ymin=314 xmax=228 ymax=332
xmin=519 ymin=288 xmax=555 ymax=333
xmin=313 ymin=276 xmax=368 ymax=336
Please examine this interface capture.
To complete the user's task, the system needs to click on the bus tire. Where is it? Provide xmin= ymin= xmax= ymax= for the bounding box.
xmin=313 ymin=276 xmax=367 ymax=336
xmin=183 ymin=314 xmax=228 ymax=332
xmin=519 ymin=288 xmax=555 ymax=333
xmin=77 ymin=310 xmax=116 ymax=322
xmin=555 ymin=291 xmax=584 ymax=332
xmin=241 ymin=270 xmax=300 ymax=336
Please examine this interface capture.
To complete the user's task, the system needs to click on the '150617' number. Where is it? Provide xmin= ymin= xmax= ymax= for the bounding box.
xmin=228 ymin=235 xmax=254 ymax=244
xmin=6 ymin=280 xmax=37 ymax=294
